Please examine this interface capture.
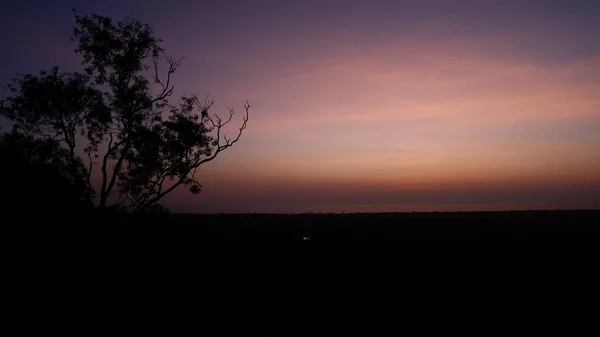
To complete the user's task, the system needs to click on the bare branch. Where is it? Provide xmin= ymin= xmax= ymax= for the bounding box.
xmin=151 ymin=55 xmax=184 ymax=104
xmin=194 ymin=101 xmax=249 ymax=168
xmin=193 ymin=95 xmax=215 ymax=123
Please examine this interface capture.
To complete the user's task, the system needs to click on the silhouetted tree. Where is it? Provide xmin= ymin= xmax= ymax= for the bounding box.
xmin=0 ymin=131 xmax=94 ymax=218
xmin=0 ymin=11 xmax=249 ymax=213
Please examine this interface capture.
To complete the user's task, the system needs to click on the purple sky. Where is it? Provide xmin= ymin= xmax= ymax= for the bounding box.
xmin=1 ymin=0 xmax=599 ymax=213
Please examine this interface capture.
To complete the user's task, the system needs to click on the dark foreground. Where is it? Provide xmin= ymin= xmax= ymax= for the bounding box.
xmin=7 ymin=209 xmax=600 ymax=334
xmin=175 ymin=209 xmax=600 ymax=240
xmin=81 ymin=209 xmax=600 ymax=241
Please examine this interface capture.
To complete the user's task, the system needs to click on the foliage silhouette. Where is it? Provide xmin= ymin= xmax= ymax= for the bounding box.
xmin=0 ymin=131 xmax=94 ymax=218
xmin=0 ymin=10 xmax=249 ymax=213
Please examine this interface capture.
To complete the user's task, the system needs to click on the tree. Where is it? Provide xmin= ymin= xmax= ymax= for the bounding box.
xmin=0 ymin=11 xmax=249 ymax=213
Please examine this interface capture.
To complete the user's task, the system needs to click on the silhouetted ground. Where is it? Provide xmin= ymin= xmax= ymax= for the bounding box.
xmin=81 ymin=209 xmax=600 ymax=241
xmin=6 ymin=208 xmax=598 ymax=335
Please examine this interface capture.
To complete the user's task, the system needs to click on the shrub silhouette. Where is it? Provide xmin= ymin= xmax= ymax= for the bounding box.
xmin=0 ymin=132 xmax=94 ymax=220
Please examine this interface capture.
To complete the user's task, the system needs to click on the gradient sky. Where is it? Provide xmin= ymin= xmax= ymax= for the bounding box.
xmin=1 ymin=0 xmax=599 ymax=213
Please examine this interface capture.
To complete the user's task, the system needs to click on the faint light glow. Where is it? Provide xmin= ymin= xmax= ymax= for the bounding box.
xmin=302 ymin=236 xmax=311 ymax=241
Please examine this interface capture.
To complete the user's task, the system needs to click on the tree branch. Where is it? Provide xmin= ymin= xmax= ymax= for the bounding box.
xmin=195 ymin=101 xmax=249 ymax=168
xmin=99 ymin=131 xmax=114 ymax=207
xmin=86 ymin=147 xmax=95 ymax=189
xmin=152 ymin=55 xmax=183 ymax=103
xmin=136 ymin=178 xmax=184 ymax=213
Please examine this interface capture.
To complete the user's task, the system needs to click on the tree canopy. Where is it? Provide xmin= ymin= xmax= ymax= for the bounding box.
xmin=0 ymin=11 xmax=249 ymax=213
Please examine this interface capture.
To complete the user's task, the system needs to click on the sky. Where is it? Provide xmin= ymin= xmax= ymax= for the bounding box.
xmin=1 ymin=0 xmax=599 ymax=213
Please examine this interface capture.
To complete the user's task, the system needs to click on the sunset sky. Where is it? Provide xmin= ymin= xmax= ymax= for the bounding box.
xmin=1 ymin=0 xmax=599 ymax=213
